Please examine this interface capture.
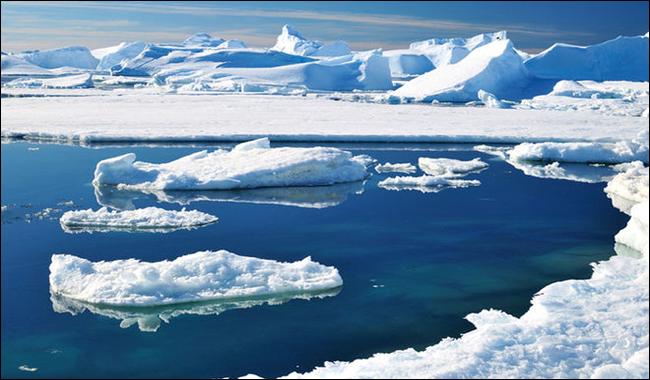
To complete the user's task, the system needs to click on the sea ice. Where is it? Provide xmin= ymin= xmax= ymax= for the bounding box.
xmin=59 ymin=207 xmax=218 ymax=233
xmin=5 ymin=73 xmax=93 ymax=89
xmin=374 ymin=162 xmax=417 ymax=174
xmin=49 ymin=250 xmax=343 ymax=306
xmin=93 ymin=138 xmax=369 ymax=190
xmin=508 ymin=138 xmax=649 ymax=164
xmin=378 ymin=175 xmax=480 ymax=193
xmin=418 ymin=157 xmax=488 ymax=177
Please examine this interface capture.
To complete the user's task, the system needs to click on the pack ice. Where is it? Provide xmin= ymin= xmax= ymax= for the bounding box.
xmin=93 ymin=138 xmax=369 ymax=190
xmin=378 ymin=157 xmax=487 ymax=192
xmin=49 ymin=250 xmax=343 ymax=306
xmin=59 ymin=207 xmax=218 ymax=233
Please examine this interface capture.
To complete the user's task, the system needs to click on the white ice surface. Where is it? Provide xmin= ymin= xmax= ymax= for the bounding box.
xmin=96 ymin=41 xmax=146 ymax=71
xmin=418 ymin=157 xmax=488 ymax=177
xmin=59 ymin=206 xmax=218 ymax=233
xmin=3 ymin=95 xmax=647 ymax=144
xmin=49 ymin=250 xmax=343 ymax=306
xmin=375 ymin=162 xmax=417 ymax=174
xmin=259 ymin=163 xmax=650 ymax=379
xmin=93 ymin=138 xmax=369 ymax=190
xmin=378 ymin=176 xmax=480 ymax=193
xmin=408 ymin=31 xmax=508 ymax=68
xmin=18 ymin=46 xmax=99 ymax=70
xmin=4 ymin=73 xmax=93 ymax=89
xmin=271 ymin=25 xmax=351 ymax=57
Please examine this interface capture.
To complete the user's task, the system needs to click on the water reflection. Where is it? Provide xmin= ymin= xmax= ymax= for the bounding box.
xmin=94 ymin=181 xmax=365 ymax=210
xmin=507 ymin=160 xmax=617 ymax=183
xmin=51 ymin=287 xmax=342 ymax=332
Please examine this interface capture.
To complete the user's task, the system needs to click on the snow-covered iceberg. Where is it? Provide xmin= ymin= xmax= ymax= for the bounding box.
xmin=49 ymin=250 xmax=343 ymax=306
xmin=181 ymin=32 xmax=225 ymax=48
xmin=525 ymin=34 xmax=649 ymax=82
xmin=375 ymin=162 xmax=417 ymax=174
xmin=18 ymin=46 xmax=99 ymax=70
xmin=51 ymin=286 xmax=340 ymax=332
xmin=418 ymin=157 xmax=488 ymax=177
xmin=94 ymin=181 xmax=365 ymax=210
xmin=1 ymin=53 xmax=53 ymax=76
xmin=392 ymin=39 xmax=529 ymax=102
xmin=272 ymin=25 xmax=351 ymax=57
xmin=382 ymin=50 xmax=435 ymax=78
xmin=93 ymin=138 xmax=369 ymax=190
xmin=409 ymin=31 xmax=508 ymax=68
xmin=378 ymin=176 xmax=480 ymax=193
xmin=59 ymin=207 xmax=218 ymax=233
xmin=95 ymin=41 xmax=146 ymax=71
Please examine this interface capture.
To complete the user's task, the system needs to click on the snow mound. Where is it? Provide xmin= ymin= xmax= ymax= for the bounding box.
xmin=418 ymin=157 xmax=488 ymax=177
xmin=93 ymin=138 xmax=369 ymax=190
xmin=409 ymin=31 xmax=508 ymax=68
xmin=525 ymin=34 xmax=649 ymax=81
xmin=4 ymin=73 xmax=93 ymax=89
xmin=392 ymin=39 xmax=529 ymax=102
xmin=272 ymin=163 xmax=650 ymax=380
xmin=375 ymin=162 xmax=417 ymax=174
xmin=181 ymin=32 xmax=225 ymax=47
xmin=49 ymin=250 xmax=343 ymax=306
xmin=272 ymin=25 xmax=351 ymax=57
xmin=508 ymin=136 xmax=649 ymax=164
xmin=19 ymin=46 xmax=98 ymax=69
xmin=615 ymin=200 xmax=649 ymax=257
xmin=96 ymin=41 xmax=146 ymax=71
xmin=605 ymin=161 xmax=649 ymax=214
xmin=51 ymin=286 xmax=340 ymax=332
xmin=59 ymin=207 xmax=217 ymax=233
xmin=378 ymin=176 xmax=480 ymax=193
xmin=477 ymin=89 xmax=512 ymax=108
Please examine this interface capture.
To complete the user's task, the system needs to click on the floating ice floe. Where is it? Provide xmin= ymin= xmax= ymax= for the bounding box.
xmin=375 ymin=162 xmax=417 ymax=174
xmin=5 ymin=73 xmax=93 ymax=89
xmin=267 ymin=162 xmax=650 ymax=380
xmin=378 ymin=176 xmax=480 ymax=193
xmin=508 ymin=138 xmax=649 ymax=164
xmin=524 ymin=34 xmax=649 ymax=82
xmin=18 ymin=365 xmax=38 ymax=372
xmin=506 ymin=160 xmax=620 ymax=183
xmin=51 ymin=287 xmax=340 ymax=332
xmin=93 ymin=138 xmax=369 ymax=190
xmin=604 ymin=161 xmax=649 ymax=214
xmin=418 ymin=157 xmax=488 ymax=177
xmin=59 ymin=207 xmax=218 ymax=233
xmin=472 ymin=145 xmax=510 ymax=159
xmin=94 ymin=181 xmax=365 ymax=210
xmin=49 ymin=250 xmax=343 ymax=306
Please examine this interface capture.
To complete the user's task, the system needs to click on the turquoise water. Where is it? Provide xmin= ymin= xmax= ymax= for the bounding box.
xmin=1 ymin=142 xmax=627 ymax=378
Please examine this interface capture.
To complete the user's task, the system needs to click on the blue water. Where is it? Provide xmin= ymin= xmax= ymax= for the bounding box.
xmin=1 ymin=142 xmax=627 ymax=378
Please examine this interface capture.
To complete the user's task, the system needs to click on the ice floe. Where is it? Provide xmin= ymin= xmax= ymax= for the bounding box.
xmin=51 ymin=287 xmax=340 ymax=332
xmin=378 ymin=176 xmax=480 ymax=193
xmin=93 ymin=138 xmax=369 ymax=190
xmin=59 ymin=207 xmax=218 ymax=233
xmin=374 ymin=162 xmax=417 ymax=174
xmin=418 ymin=157 xmax=488 ymax=177
xmin=49 ymin=250 xmax=343 ymax=306
xmin=508 ymin=138 xmax=649 ymax=164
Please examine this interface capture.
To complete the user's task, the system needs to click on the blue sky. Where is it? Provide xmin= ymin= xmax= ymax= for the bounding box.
xmin=1 ymin=1 xmax=648 ymax=53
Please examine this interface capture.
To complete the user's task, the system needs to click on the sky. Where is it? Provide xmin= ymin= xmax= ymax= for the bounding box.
xmin=1 ymin=1 xmax=648 ymax=53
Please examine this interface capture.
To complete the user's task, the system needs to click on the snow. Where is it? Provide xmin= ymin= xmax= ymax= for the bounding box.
xmin=96 ymin=41 xmax=146 ymax=71
xmin=604 ymin=161 xmax=649 ymax=214
xmin=375 ymin=162 xmax=417 ymax=174
xmin=59 ymin=206 xmax=218 ymax=233
xmin=49 ymin=250 xmax=343 ymax=306
xmin=418 ymin=157 xmax=488 ymax=177
xmin=217 ymin=39 xmax=247 ymax=49
xmin=508 ymin=134 xmax=649 ymax=164
xmin=3 ymin=95 xmax=647 ymax=145
xmin=392 ymin=39 xmax=530 ymax=102
xmin=5 ymin=73 xmax=93 ymax=89
xmin=272 ymin=25 xmax=351 ymax=57
xmin=18 ymin=46 xmax=99 ymax=70
xmin=181 ymin=32 xmax=225 ymax=47
xmin=382 ymin=50 xmax=435 ymax=78
xmin=378 ymin=176 xmax=480 ymax=193
xmin=51 ymin=286 xmax=340 ymax=332
xmin=1 ymin=54 xmax=53 ymax=76
xmin=265 ymin=163 xmax=650 ymax=379
xmin=525 ymin=34 xmax=649 ymax=81
xmin=92 ymin=138 xmax=369 ymax=190
xmin=477 ymin=89 xmax=512 ymax=108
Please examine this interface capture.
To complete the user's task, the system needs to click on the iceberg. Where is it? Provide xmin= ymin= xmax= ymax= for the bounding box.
xmin=181 ymin=32 xmax=225 ymax=48
xmin=525 ymin=34 xmax=649 ymax=81
xmin=1 ymin=53 xmax=53 ymax=76
xmin=409 ymin=31 xmax=508 ymax=68
xmin=49 ymin=250 xmax=343 ymax=306
xmin=375 ymin=162 xmax=417 ymax=174
xmin=59 ymin=207 xmax=218 ymax=233
xmin=92 ymin=138 xmax=369 ymax=190
xmin=51 ymin=286 xmax=340 ymax=332
xmin=271 ymin=25 xmax=351 ymax=57
xmin=392 ymin=39 xmax=530 ymax=102
xmin=382 ymin=50 xmax=435 ymax=78
xmin=418 ymin=157 xmax=488 ymax=177
xmin=95 ymin=41 xmax=146 ymax=71
xmin=18 ymin=46 xmax=99 ymax=69
xmin=378 ymin=175 xmax=480 ymax=193
xmin=477 ymin=89 xmax=512 ymax=108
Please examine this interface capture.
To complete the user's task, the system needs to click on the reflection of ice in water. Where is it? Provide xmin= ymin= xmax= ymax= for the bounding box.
xmin=94 ymin=181 xmax=365 ymax=210
xmin=506 ymin=160 xmax=618 ymax=183
xmin=50 ymin=288 xmax=341 ymax=332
